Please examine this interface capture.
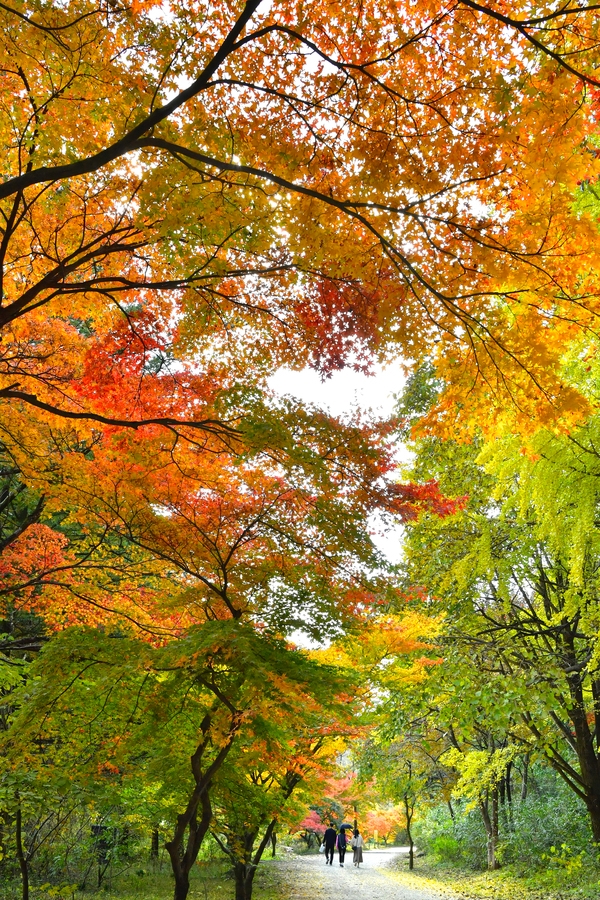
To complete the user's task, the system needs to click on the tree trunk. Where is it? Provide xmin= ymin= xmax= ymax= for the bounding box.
xmin=564 ymin=648 xmax=600 ymax=843
xmin=227 ymin=818 xmax=280 ymax=900
xmin=15 ymin=804 xmax=29 ymax=900
xmin=520 ymin=754 xmax=529 ymax=802
xmin=173 ymin=870 xmax=190 ymax=900
xmin=505 ymin=762 xmax=513 ymax=806
xmin=404 ymin=795 xmax=414 ymax=870
xmin=479 ymin=789 xmax=500 ymax=870
xmin=492 ymin=786 xmax=499 ymax=853
xmin=166 ymin=709 xmax=240 ymax=900
xmin=168 ymin=789 xmax=213 ymax=900
xmin=499 ymin=765 xmax=513 ymax=829
xmin=583 ymin=792 xmax=600 ymax=844
xmin=150 ymin=827 xmax=159 ymax=859
xmin=234 ymin=862 xmax=251 ymax=900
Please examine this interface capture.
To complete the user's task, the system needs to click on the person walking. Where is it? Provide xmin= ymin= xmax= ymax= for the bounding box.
xmin=323 ymin=822 xmax=337 ymax=865
xmin=336 ymin=826 xmax=348 ymax=867
xmin=351 ymin=829 xmax=364 ymax=867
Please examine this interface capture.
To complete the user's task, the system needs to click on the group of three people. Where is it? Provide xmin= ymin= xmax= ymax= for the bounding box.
xmin=322 ymin=823 xmax=364 ymax=868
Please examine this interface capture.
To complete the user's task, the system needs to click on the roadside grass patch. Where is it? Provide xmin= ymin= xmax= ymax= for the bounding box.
xmin=1 ymin=859 xmax=280 ymax=900
xmin=387 ymin=856 xmax=600 ymax=900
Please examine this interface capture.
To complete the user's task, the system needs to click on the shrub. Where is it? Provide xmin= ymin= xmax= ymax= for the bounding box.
xmin=413 ymin=764 xmax=595 ymax=872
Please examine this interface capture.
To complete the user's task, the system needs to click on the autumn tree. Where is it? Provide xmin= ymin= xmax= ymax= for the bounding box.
xmin=363 ymin=806 xmax=405 ymax=847
xmin=5 ymin=2 xmax=600 ymax=893
xmin=4 ymin=622 xmax=353 ymax=900
xmin=396 ymin=364 xmax=600 ymax=850
xmin=1 ymin=0 xmax=600 ymax=457
xmin=210 ymin=677 xmax=352 ymax=900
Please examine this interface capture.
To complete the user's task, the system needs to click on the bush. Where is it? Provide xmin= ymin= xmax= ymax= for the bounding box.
xmin=414 ymin=764 xmax=595 ymax=872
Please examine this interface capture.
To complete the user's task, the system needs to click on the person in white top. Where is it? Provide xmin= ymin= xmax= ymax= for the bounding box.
xmin=351 ymin=829 xmax=364 ymax=867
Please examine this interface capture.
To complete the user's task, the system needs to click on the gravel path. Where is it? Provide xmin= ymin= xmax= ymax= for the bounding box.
xmin=268 ymin=850 xmax=454 ymax=900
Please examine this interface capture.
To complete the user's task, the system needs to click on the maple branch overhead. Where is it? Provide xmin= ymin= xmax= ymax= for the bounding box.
xmin=0 ymin=0 xmax=595 ymax=432
xmin=131 ymin=136 xmax=567 ymax=403
xmin=456 ymin=0 xmax=600 ymax=87
xmin=0 ymin=0 xmax=100 ymax=35
xmin=0 ymin=386 xmax=240 ymax=437
xmin=0 ymin=0 xmax=264 ymax=201
xmin=2 ymin=0 xmax=595 ymax=207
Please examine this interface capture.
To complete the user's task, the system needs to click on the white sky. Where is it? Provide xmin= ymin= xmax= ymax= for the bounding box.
xmin=268 ymin=359 xmax=406 ymax=420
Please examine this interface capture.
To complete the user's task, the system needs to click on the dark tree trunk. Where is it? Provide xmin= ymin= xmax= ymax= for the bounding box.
xmin=234 ymin=861 xmax=251 ymax=900
xmin=520 ymin=753 xmax=529 ymax=802
xmin=222 ymin=818 xmax=280 ymax=900
xmin=173 ymin=870 xmax=190 ymax=900
xmin=15 ymin=805 xmax=29 ymax=900
xmin=166 ymin=710 xmax=240 ymax=900
xmin=240 ymin=819 xmax=279 ymax=900
xmin=505 ymin=762 xmax=513 ymax=805
xmin=499 ymin=764 xmax=513 ymax=829
xmin=563 ymin=640 xmax=600 ymax=843
xmin=168 ymin=786 xmax=213 ymax=900
xmin=403 ymin=795 xmax=414 ymax=870
xmin=150 ymin=827 xmax=159 ymax=859
xmin=216 ymin=770 xmax=302 ymax=900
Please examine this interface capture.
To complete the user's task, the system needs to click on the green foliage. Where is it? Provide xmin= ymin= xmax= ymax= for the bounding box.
xmin=414 ymin=767 xmax=595 ymax=873
xmin=542 ymin=844 xmax=586 ymax=875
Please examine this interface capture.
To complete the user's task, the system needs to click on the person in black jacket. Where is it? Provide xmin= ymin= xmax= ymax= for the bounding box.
xmin=323 ymin=823 xmax=337 ymax=865
xmin=336 ymin=827 xmax=347 ymax=866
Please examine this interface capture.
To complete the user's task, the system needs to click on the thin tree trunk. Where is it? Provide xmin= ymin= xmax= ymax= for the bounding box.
xmin=15 ymin=804 xmax=29 ymax=900
xmin=167 ymin=709 xmax=241 ymax=900
xmin=223 ymin=789 xmax=298 ymax=900
xmin=233 ymin=818 xmax=280 ymax=900
xmin=404 ymin=795 xmax=414 ymax=870
xmin=231 ymin=829 xmax=259 ymax=900
xmin=234 ymin=862 xmax=248 ymax=900
xmin=169 ymin=784 xmax=213 ymax=900
xmin=492 ymin=786 xmax=499 ymax=852
xmin=479 ymin=790 xmax=500 ymax=871
xmin=520 ymin=753 xmax=529 ymax=801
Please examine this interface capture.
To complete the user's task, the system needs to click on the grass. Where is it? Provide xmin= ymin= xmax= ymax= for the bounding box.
xmin=387 ymin=854 xmax=600 ymax=900
xmin=1 ymin=856 xmax=287 ymax=900
xmin=8 ymin=847 xmax=600 ymax=900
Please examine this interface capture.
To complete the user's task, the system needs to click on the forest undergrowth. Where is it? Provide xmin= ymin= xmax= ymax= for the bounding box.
xmin=390 ymin=859 xmax=600 ymax=900
xmin=0 ymin=858 xmax=283 ymax=900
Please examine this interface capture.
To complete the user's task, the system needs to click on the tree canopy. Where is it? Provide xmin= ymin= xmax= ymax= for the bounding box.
xmin=3 ymin=3 xmax=600 ymax=899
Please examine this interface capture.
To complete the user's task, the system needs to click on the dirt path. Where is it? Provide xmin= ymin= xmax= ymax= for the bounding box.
xmin=267 ymin=850 xmax=457 ymax=900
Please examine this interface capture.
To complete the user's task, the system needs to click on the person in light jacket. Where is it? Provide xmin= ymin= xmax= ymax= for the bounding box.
xmin=351 ymin=829 xmax=364 ymax=867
